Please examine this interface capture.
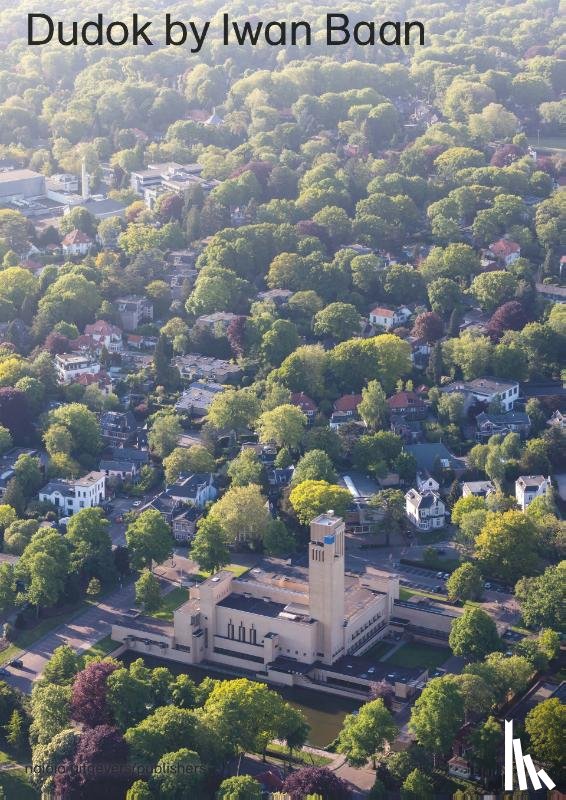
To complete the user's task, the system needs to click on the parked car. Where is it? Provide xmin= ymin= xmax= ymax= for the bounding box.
xmin=10 ymin=659 xmax=23 ymax=669
xmin=132 ymin=500 xmax=142 ymax=507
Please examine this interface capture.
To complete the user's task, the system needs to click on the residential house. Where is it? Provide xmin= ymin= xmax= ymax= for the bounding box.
xmin=0 ymin=448 xmax=45 ymax=498
xmin=387 ymin=391 xmax=427 ymax=419
xmin=405 ymin=489 xmax=446 ymax=531
xmin=535 ymin=282 xmax=566 ymax=304
xmin=39 ymin=471 xmax=105 ymax=517
xmin=369 ymin=305 xmax=412 ymax=330
xmin=462 ymin=480 xmax=496 ymax=498
xmin=515 ymin=475 xmax=552 ymax=511
xmin=99 ymin=410 xmax=138 ymax=446
xmin=404 ymin=443 xmax=467 ymax=478
xmin=175 ymin=381 xmax=226 ymax=417
xmin=194 ymin=312 xmax=238 ymax=333
xmin=406 ymin=335 xmax=431 ymax=368
xmin=290 ymin=392 xmax=317 ymax=423
xmin=440 ymin=377 xmax=519 ymax=412
xmin=84 ymin=320 xmax=123 ymax=353
xmin=547 ymin=410 xmax=566 ymax=430
xmin=256 ymin=289 xmax=293 ymax=306
xmin=390 ymin=417 xmax=424 ymax=444
xmin=142 ymin=473 xmax=217 ymax=542
xmin=115 ymin=296 xmax=154 ymax=332
xmin=99 ymin=459 xmax=139 ymax=483
xmin=55 ymin=353 xmax=100 ymax=384
xmin=475 ymin=410 xmax=531 ymax=441
xmin=61 ymin=229 xmax=92 ymax=257
xmin=75 ymin=371 xmax=113 ymax=395
xmin=174 ymin=354 xmax=242 ymax=384
xmin=267 ymin=466 xmax=295 ymax=488
xmin=416 ymin=473 xmax=439 ymax=493
xmin=488 ymin=238 xmax=521 ymax=265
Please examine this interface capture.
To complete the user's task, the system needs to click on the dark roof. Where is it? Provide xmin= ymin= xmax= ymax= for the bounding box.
xmin=315 ymin=654 xmax=425 ymax=683
xmin=404 ymin=443 xmax=466 ymax=473
xmin=217 ymin=593 xmax=289 ymax=619
xmin=110 ymin=447 xmax=149 ymax=463
xmin=166 ymin=473 xmax=213 ymax=499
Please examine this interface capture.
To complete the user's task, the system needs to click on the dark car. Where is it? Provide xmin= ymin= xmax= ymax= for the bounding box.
xmin=10 ymin=659 xmax=23 ymax=669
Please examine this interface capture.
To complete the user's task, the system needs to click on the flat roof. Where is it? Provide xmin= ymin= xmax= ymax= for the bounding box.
xmin=218 ymin=592 xmax=315 ymax=623
xmin=0 ymin=169 xmax=43 ymax=182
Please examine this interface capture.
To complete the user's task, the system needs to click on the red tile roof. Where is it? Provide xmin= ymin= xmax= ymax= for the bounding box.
xmin=490 ymin=239 xmax=520 ymax=257
xmin=62 ymin=229 xmax=92 ymax=246
xmin=290 ymin=392 xmax=317 ymax=413
xmin=370 ymin=306 xmax=395 ymax=317
xmin=334 ymin=393 xmax=362 ymax=413
xmin=387 ymin=391 xmax=426 ymax=410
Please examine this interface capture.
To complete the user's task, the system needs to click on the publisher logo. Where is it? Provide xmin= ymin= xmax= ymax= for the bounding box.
xmin=504 ymin=719 xmax=555 ymax=791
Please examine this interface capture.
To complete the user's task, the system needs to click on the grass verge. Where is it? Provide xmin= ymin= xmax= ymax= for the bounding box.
xmin=196 ymin=564 xmax=250 ymax=581
xmin=0 ymin=602 xmax=88 ymax=666
xmin=150 ymin=587 xmax=190 ymax=621
xmin=82 ymin=635 xmax=121 ymax=660
xmin=266 ymin=743 xmax=332 ymax=767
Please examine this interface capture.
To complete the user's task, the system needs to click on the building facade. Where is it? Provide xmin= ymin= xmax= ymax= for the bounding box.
xmin=39 ymin=471 xmax=106 ymax=517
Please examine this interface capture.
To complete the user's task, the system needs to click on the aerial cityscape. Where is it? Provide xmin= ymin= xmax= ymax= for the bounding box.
xmin=0 ymin=0 xmax=563 ymax=798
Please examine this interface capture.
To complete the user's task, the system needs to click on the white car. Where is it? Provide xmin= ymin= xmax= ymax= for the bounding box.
xmin=132 ymin=500 xmax=142 ymax=507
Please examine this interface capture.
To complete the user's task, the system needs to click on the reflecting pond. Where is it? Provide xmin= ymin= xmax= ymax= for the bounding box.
xmin=119 ymin=652 xmax=359 ymax=747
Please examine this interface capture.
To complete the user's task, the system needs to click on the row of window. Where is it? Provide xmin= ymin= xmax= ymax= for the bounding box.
xmin=351 ymin=612 xmax=382 ymax=641
xmin=227 ymin=622 xmax=257 ymax=645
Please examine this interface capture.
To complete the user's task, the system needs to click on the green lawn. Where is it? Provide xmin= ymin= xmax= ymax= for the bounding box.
xmin=0 ymin=602 xmax=88 ymax=666
xmin=82 ymin=635 xmax=121 ymax=660
xmin=386 ymin=642 xmax=451 ymax=671
xmin=364 ymin=640 xmax=394 ymax=661
xmin=399 ymin=587 xmax=445 ymax=602
xmin=528 ymin=135 xmax=566 ymax=155
xmin=266 ymin=743 xmax=332 ymax=767
xmin=150 ymin=587 xmax=189 ymax=621
xmin=0 ymin=767 xmax=38 ymax=799
xmin=196 ymin=564 xmax=250 ymax=581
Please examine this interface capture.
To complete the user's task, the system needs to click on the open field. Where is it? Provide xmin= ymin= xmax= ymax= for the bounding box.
xmin=386 ymin=642 xmax=451 ymax=670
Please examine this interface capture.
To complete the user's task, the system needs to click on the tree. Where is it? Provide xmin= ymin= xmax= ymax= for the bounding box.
xmin=49 ymin=403 xmax=101 ymax=457
xmin=369 ymin=489 xmax=406 ymax=544
xmin=43 ymin=644 xmax=83 ymax=685
xmin=217 ymin=775 xmax=262 ymax=800
xmin=153 ymin=334 xmax=180 ymax=391
xmin=263 ymin=519 xmax=295 ymax=557
xmin=337 ymin=698 xmax=397 ymax=767
xmin=427 ymin=278 xmax=461 ymax=317
xmin=126 ymin=781 xmax=153 ymax=800
xmin=148 ymin=411 xmax=182 ymax=459
xmin=289 ymin=481 xmax=351 ymax=525
xmin=207 ymin=388 xmax=260 ymax=433
xmin=471 ymin=271 xmax=518 ymax=312
xmin=209 ymin=484 xmax=271 ymax=546
xmin=5 ymin=709 xmax=25 ymax=751
xmin=408 ymin=677 xmax=464 ymax=758
xmin=411 ymin=312 xmax=443 ymax=343
xmin=126 ymin=510 xmax=172 ymax=570
xmin=475 ymin=511 xmax=539 ymax=583
xmin=437 ymin=392 xmax=465 ymax=425
xmin=525 ymin=698 xmax=565 ymax=772
xmin=446 ymin=563 xmax=483 ymax=602
xmin=257 ymin=404 xmax=306 ymax=450
xmin=66 ymin=507 xmax=115 ymax=582
xmin=0 ymin=563 xmax=15 ymax=611
xmin=291 ymin=450 xmax=336 ymax=486
xmin=515 ymin=562 xmax=565 ymax=629
xmin=282 ymin=767 xmax=351 ymax=800
xmin=70 ymin=660 xmax=118 ymax=728
xmin=227 ymin=449 xmax=263 ymax=487
xmin=313 ymin=303 xmax=361 ymax=341
xmin=135 ymin=570 xmax=161 ymax=613
xmin=449 ymin=607 xmax=500 ymax=661
xmin=487 ymin=301 xmax=527 ymax=340
xmin=469 ymin=716 xmax=502 ymax=779
xmin=0 ymin=388 xmax=31 ymax=443
xmin=400 ymin=769 xmax=434 ymax=800
xmin=190 ymin=517 xmax=230 ymax=574
xmin=152 ymin=749 xmax=204 ymax=799
xmin=358 ymin=381 xmax=389 ymax=431
xmin=0 ymin=427 xmax=12 ymax=456
xmin=163 ymin=446 xmax=215 ymax=484
xmin=30 ymin=683 xmax=72 ymax=745
xmin=420 ymin=244 xmax=479 ymax=284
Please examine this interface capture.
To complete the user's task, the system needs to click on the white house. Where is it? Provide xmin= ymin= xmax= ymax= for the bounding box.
xmin=405 ymin=488 xmax=446 ymax=531
xmin=440 ymin=377 xmax=519 ymax=412
xmin=39 ymin=471 xmax=106 ymax=516
xmin=61 ymin=229 xmax=93 ymax=257
xmin=369 ymin=305 xmax=412 ymax=330
xmin=515 ymin=475 xmax=552 ymax=511
xmin=84 ymin=320 xmax=123 ymax=353
xmin=55 ymin=353 xmax=100 ymax=384
xmin=416 ymin=473 xmax=440 ymax=493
